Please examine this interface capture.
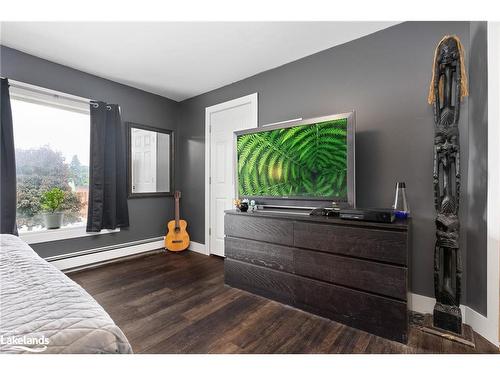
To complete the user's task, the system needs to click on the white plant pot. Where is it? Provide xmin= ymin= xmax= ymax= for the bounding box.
xmin=43 ymin=212 xmax=64 ymax=229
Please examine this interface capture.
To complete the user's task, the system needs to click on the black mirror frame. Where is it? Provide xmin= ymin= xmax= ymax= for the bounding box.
xmin=126 ymin=122 xmax=174 ymax=198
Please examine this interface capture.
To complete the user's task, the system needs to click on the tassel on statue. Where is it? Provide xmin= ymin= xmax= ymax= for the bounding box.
xmin=428 ymin=35 xmax=468 ymax=334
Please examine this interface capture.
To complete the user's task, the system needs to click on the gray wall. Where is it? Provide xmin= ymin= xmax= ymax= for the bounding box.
xmin=177 ymin=22 xmax=488 ymax=313
xmin=466 ymin=22 xmax=488 ymax=313
xmin=0 ymin=45 xmax=178 ymax=258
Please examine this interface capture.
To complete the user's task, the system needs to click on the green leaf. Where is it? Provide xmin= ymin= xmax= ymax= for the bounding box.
xmin=236 ymin=118 xmax=348 ymax=198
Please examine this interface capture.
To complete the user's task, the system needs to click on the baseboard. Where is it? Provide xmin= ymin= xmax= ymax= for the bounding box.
xmin=48 ymin=237 xmax=164 ymax=271
xmin=49 ymin=238 xmax=208 ymax=272
xmin=465 ymin=304 xmax=499 ymax=347
xmin=409 ymin=292 xmax=499 ymax=347
xmin=189 ymin=241 xmax=208 ymax=255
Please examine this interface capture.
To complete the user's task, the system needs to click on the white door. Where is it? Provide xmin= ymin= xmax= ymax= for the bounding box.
xmin=132 ymin=128 xmax=157 ymax=193
xmin=206 ymin=93 xmax=258 ymax=257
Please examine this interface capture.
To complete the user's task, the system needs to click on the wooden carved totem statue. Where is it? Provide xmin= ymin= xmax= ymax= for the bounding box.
xmin=428 ymin=35 xmax=468 ymax=334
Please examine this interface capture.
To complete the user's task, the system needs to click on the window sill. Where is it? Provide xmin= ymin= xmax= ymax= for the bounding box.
xmin=19 ymin=226 xmax=120 ymax=245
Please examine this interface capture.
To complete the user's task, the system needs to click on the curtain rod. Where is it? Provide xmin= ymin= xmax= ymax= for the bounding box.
xmin=2 ymin=76 xmax=95 ymax=106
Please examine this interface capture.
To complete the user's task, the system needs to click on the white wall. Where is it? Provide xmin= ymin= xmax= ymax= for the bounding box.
xmin=483 ymin=21 xmax=500 ymax=347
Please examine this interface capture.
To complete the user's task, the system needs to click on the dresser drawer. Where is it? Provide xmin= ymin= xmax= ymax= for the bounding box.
xmin=294 ymin=222 xmax=407 ymax=266
xmin=294 ymin=249 xmax=407 ymax=300
xmin=225 ymin=214 xmax=293 ymax=246
xmin=225 ymin=237 xmax=294 ymax=273
xmin=224 ymin=259 xmax=295 ymax=306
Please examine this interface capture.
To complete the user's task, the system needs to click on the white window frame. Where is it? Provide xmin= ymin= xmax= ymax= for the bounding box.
xmin=9 ymin=81 xmax=90 ymax=114
xmin=10 ymin=81 xmax=120 ymax=244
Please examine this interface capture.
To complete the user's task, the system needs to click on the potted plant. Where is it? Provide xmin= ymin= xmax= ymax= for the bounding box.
xmin=40 ymin=187 xmax=66 ymax=229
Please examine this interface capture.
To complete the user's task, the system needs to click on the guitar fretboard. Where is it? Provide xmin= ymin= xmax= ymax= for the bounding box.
xmin=175 ymin=195 xmax=180 ymax=229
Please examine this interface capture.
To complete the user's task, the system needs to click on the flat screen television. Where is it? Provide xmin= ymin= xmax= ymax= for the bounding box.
xmin=235 ymin=112 xmax=355 ymax=207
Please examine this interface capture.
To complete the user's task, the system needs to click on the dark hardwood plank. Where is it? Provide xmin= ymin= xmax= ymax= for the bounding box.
xmin=244 ymin=309 xmax=310 ymax=354
xmin=182 ymin=287 xmax=241 ymax=322
xmin=68 ymin=252 xmax=498 ymax=354
xmin=311 ymin=320 xmax=346 ymax=353
xmin=143 ymin=293 xmax=262 ymax=353
xmin=272 ymin=314 xmax=335 ymax=354
xmin=126 ymin=283 xmax=229 ymax=352
xmin=206 ymin=300 xmax=279 ymax=353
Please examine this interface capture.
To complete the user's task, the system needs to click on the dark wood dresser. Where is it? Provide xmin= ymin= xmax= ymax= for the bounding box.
xmin=224 ymin=209 xmax=410 ymax=343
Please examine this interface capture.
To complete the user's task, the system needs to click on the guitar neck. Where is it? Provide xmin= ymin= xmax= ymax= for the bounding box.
xmin=175 ymin=196 xmax=180 ymax=228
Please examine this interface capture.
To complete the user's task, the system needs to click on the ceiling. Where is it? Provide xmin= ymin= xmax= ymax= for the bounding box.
xmin=0 ymin=22 xmax=399 ymax=101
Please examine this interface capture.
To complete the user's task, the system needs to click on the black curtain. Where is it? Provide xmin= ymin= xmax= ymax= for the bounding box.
xmin=0 ymin=78 xmax=18 ymax=235
xmin=87 ymin=101 xmax=129 ymax=232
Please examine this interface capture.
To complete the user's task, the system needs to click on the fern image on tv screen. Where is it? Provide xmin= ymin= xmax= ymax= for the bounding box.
xmin=237 ymin=118 xmax=348 ymax=198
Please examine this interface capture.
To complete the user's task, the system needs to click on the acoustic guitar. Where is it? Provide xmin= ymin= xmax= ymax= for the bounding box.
xmin=165 ymin=191 xmax=190 ymax=252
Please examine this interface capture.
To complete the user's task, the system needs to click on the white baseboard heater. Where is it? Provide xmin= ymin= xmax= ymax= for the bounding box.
xmin=46 ymin=236 xmax=165 ymax=272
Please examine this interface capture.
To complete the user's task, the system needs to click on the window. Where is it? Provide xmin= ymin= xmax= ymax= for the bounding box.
xmin=11 ymin=96 xmax=90 ymax=234
xmin=9 ymin=83 xmax=119 ymax=244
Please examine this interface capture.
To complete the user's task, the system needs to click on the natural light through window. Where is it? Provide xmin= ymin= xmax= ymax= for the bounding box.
xmin=11 ymin=99 xmax=90 ymax=233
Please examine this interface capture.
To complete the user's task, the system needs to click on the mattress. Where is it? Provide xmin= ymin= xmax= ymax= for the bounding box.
xmin=0 ymin=234 xmax=132 ymax=354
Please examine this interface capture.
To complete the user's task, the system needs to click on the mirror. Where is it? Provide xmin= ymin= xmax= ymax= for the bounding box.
xmin=127 ymin=123 xmax=174 ymax=197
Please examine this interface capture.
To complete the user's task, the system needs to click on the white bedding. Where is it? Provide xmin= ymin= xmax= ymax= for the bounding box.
xmin=0 ymin=234 xmax=132 ymax=354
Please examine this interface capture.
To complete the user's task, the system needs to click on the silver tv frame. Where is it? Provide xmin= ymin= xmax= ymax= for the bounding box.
xmin=233 ymin=111 xmax=356 ymax=207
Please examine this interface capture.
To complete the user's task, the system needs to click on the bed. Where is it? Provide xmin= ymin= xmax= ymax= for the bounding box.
xmin=0 ymin=234 xmax=132 ymax=354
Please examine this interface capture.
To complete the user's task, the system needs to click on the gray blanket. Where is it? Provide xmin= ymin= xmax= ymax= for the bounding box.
xmin=0 ymin=234 xmax=132 ymax=354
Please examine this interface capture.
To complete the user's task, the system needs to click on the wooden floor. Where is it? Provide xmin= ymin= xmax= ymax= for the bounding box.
xmin=69 ymin=251 xmax=498 ymax=354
